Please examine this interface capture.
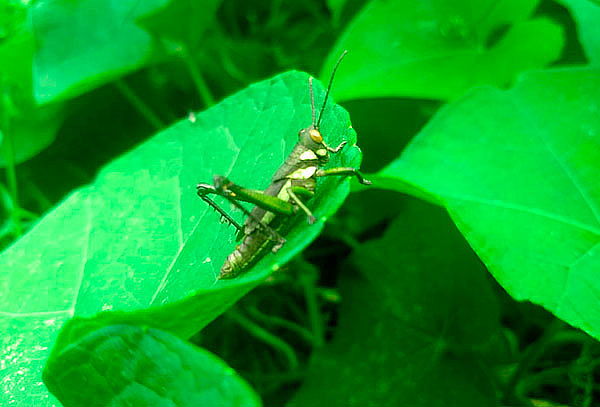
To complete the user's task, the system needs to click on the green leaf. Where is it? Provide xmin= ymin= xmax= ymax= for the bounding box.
xmin=32 ymin=0 xmax=170 ymax=104
xmin=44 ymin=324 xmax=261 ymax=407
xmin=326 ymin=0 xmax=348 ymax=26
xmin=556 ymin=0 xmax=600 ymax=64
xmin=0 ymin=1 xmax=31 ymax=83
xmin=290 ymin=200 xmax=502 ymax=407
xmin=138 ymin=0 xmax=222 ymax=52
xmin=0 ymin=71 xmax=361 ymax=406
xmin=0 ymin=2 xmax=64 ymax=165
xmin=378 ymin=67 xmax=600 ymax=340
xmin=321 ymin=0 xmax=564 ymax=101
xmin=0 ymin=102 xmax=64 ymax=166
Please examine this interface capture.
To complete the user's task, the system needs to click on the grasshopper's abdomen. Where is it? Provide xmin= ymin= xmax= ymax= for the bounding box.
xmin=219 ymin=228 xmax=273 ymax=279
xmin=218 ymin=179 xmax=291 ymax=279
xmin=220 ymin=206 xmax=289 ymax=279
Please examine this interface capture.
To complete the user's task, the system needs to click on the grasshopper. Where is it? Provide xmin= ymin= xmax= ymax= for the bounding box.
xmin=196 ymin=51 xmax=370 ymax=279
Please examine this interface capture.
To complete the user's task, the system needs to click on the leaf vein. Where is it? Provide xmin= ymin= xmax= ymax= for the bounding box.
xmin=511 ymin=98 xmax=600 ymax=226
xmin=447 ymin=194 xmax=600 ymax=235
xmin=68 ymin=195 xmax=94 ymax=315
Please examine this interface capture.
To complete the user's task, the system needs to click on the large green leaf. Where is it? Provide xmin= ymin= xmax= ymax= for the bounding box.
xmin=290 ymin=200 xmax=502 ymax=407
xmin=378 ymin=67 xmax=600 ymax=340
xmin=0 ymin=71 xmax=362 ymax=406
xmin=32 ymin=0 xmax=170 ymax=104
xmin=321 ymin=0 xmax=564 ymax=101
xmin=556 ymin=0 xmax=600 ymax=64
xmin=44 ymin=324 xmax=261 ymax=407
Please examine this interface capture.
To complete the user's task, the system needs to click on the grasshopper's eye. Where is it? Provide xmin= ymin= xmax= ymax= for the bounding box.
xmin=309 ymin=129 xmax=323 ymax=143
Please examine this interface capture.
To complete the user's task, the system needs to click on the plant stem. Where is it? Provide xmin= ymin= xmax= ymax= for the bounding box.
xmin=228 ymin=309 xmax=299 ymax=370
xmin=115 ymin=79 xmax=165 ymax=130
xmin=502 ymin=320 xmax=574 ymax=404
xmin=246 ymin=305 xmax=315 ymax=345
xmin=22 ymin=177 xmax=51 ymax=213
xmin=183 ymin=48 xmax=215 ymax=108
xmin=575 ymin=339 xmax=596 ymax=407
xmin=181 ymin=46 xmax=215 ymax=108
xmin=298 ymin=261 xmax=325 ymax=347
xmin=0 ymin=94 xmax=22 ymax=236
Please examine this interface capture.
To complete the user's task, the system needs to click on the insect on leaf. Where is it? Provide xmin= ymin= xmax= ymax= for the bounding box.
xmin=0 ymin=71 xmax=362 ymax=406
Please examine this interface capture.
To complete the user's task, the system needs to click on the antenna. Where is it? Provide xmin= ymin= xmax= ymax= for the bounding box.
xmin=316 ymin=50 xmax=348 ymax=129
xmin=309 ymin=77 xmax=316 ymax=127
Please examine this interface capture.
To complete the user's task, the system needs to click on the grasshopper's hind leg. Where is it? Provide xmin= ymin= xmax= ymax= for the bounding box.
xmin=197 ymin=179 xmax=287 ymax=249
xmin=196 ymin=183 xmax=245 ymax=234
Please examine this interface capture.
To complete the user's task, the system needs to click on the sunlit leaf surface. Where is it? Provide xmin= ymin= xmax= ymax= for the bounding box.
xmin=0 ymin=71 xmax=362 ymax=406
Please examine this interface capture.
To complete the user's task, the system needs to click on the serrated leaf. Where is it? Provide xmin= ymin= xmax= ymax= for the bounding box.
xmin=378 ymin=67 xmax=600 ymax=340
xmin=0 ymin=71 xmax=362 ymax=406
xmin=290 ymin=200 xmax=502 ymax=407
xmin=321 ymin=0 xmax=564 ymax=101
xmin=556 ymin=0 xmax=600 ymax=64
xmin=44 ymin=324 xmax=261 ymax=407
xmin=32 ymin=0 xmax=170 ymax=104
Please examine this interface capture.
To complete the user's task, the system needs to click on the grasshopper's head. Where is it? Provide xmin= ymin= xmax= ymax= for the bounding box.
xmin=301 ymin=51 xmax=348 ymax=159
xmin=298 ymin=126 xmax=329 ymax=158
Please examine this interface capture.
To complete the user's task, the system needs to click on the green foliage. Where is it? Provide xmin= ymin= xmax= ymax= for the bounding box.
xmin=557 ymin=0 xmax=600 ymax=64
xmin=0 ymin=0 xmax=597 ymax=406
xmin=378 ymin=68 xmax=600 ymax=341
xmin=32 ymin=0 xmax=168 ymax=104
xmin=0 ymin=72 xmax=358 ymax=406
xmin=321 ymin=0 xmax=564 ymax=101
xmin=0 ymin=1 xmax=64 ymax=166
xmin=291 ymin=200 xmax=503 ymax=407
xmin=44 ymin=325 xmax=261 ymax=407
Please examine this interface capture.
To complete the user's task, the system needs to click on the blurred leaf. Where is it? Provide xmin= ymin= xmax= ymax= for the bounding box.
xmin=556 ymin=0 xmax=600 ymax=64
xmin=0 ymin=71 xmax=362 ymax=406
xmin=139 ymin=0 xmax=222 ymax=52
xmin=321 ymin=0 xmax=564 ymax=101
xmin=334 ymin=189 xmax=407 ymax=237
xmin=326 ymin=0 xmax=348 ymax=25
xmin=0 ymin=0 xmax=28 ymax=41
xmin=0 ymin=2 xmax=64 ymax=165
xmin=44 ymin=324 xmax=261 ymax=407
xmin=0 ymin=103 xmax=64 ymax=166
xmin=32 ymin=0 xmax=171 ymax=104
xmin=378 ymin=67 xmax=600 ymax=340
xmin=0 ymin=0 xmax=30 ymax=83
xmin=290 ymin=200 xmax=502 ymax=407
xmin=342 ymin=98 xmax=438 ymax=172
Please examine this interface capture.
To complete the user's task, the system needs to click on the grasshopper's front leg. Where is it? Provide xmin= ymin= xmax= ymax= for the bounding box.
xmin=287 ymin=185 xmax=316 ymax=224
xmin=324 ymin=140 xmax=347 ymax=153
xmin=320 ymin=140 xmax=371 ymax=185
xmin=316 ymin=167 xmax=372 ymax=185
